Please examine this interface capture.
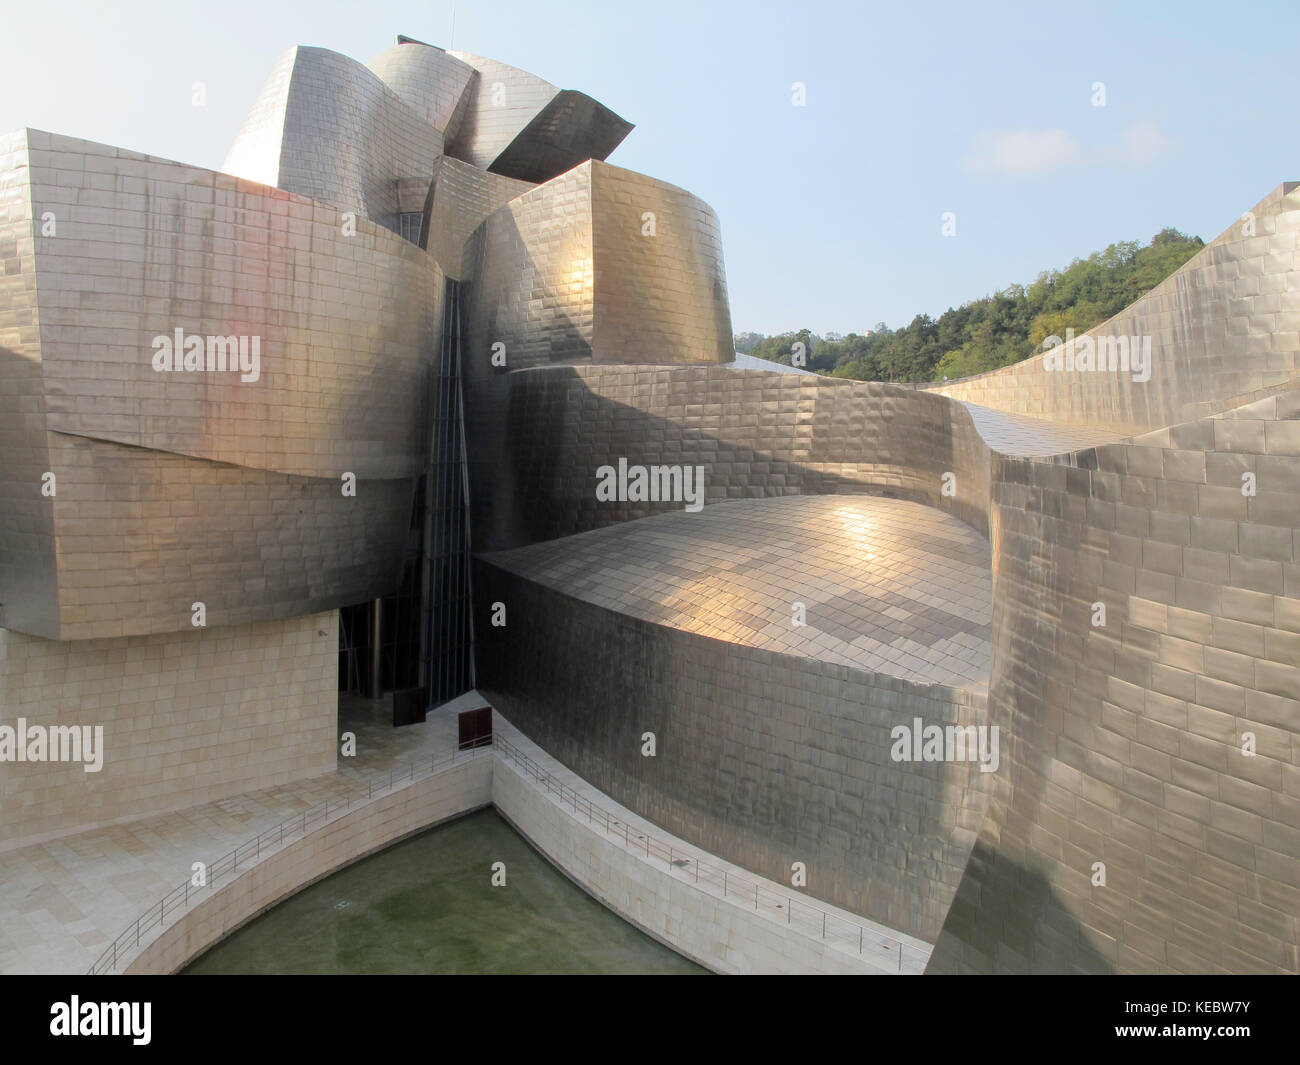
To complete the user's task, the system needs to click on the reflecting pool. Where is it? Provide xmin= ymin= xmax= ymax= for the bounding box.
xmin=183 ymin=807 xmax=706 ymax=974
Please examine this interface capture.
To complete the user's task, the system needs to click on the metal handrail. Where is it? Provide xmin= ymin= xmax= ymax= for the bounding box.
xmin=90 ymin=732 xmax=913 ymax=975
xmin=492 ymin=734 xmax=909 ymax=972
xmin=87 ymin=741 xmax=492 ymax=975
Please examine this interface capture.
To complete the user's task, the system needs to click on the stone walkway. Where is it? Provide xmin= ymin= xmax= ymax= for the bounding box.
xmin=0 ymin=692 xmax=483 ymax=974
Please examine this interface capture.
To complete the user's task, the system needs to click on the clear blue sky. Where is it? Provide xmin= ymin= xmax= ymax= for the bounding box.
xmin=3 ymin=0 xmax=1296 ymax=335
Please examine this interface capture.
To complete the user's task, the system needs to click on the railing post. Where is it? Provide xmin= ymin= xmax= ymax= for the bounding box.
xmin=724 ymin=870 xmax=727 ymax=897
xmin=822 ymin=913 xmax=826 ymax=939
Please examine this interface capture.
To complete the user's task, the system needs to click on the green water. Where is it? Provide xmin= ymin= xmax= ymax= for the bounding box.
xmin=183 ymin=808 xmax=706 ymax=974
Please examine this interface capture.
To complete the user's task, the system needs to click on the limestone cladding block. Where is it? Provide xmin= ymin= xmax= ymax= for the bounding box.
xmin=0 ymin=611 xmax=340 ymax=849
xmin=491 ymin=752 xmax=907 ymax=974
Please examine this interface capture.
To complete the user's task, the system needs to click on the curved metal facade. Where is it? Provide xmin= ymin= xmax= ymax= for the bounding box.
xmin=461 ymin=365 xmax=992 ymax=552
xmin=463 ymin=160 xmax=734 ymax=374
xmin=425 ymin=155 xmax=534 ymax=280
xmin=462 ymin=185 xmax=1299 ymax=973
xmin=0 ymin=36 xmax=735 ymax=858
xmin=442 ymin=50 xmax=633 ymax=181
xmin=3 ymin=34 xmax=1298 ymax=977
xmin=926 ymin=183 xmax=1300 ymax=435
xmin=366 ymin=43 xmax=477 ymax=139
xmin=1 ymin=130 xmax=442 ymax=640
xmin=223 ymin=46 xmax=445 ymax=234
xmin=930 ymin=393 xmax=1300 ymax=974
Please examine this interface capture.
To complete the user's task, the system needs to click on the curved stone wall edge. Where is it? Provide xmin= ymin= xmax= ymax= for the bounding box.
xmin=123 ymin=760 xmax=493 ymax=974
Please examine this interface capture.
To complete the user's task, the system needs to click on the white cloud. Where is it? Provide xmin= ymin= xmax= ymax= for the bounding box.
xmin=964 ymin=128 xmax=1085 ymax=176
xmin=964 ymin=121 xmax=1173 ymax=177
xmin=1116 ymin=119 xmax=1174 ymax=165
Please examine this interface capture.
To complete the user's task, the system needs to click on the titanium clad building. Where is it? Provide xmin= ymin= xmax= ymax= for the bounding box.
xmin=0 ymin=36 xmax=1297 ymax=975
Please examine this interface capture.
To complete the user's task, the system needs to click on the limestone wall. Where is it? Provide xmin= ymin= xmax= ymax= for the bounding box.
xmin=0 ymin=611 xmax=339 ymax=850
xmin=126 ymin=756 xmax=493 ymax=974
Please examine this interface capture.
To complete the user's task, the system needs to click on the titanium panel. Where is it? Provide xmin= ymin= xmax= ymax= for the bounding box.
xmin=425 ymin=155 xmax=534 ymax=279
xmin=488 ymin=90 xmax=634 ymax=184
xmin=464 ymin=162 xmax=595 ymax=367
xmin=461 ymin=364 xmax=992 ymax=552
xmin=366 ymin=41 xmax=478 ymax=139
xmin=929 ymin=393 xmax=1300 ymax=974
xmin=223 ymin=46 xmax=445 ymax=235
xmin=927 ymin=184 xmax=1300 ymax=434
xmin=481 ymin=495 xmax=992 ymax=688
xmin=462 ymin=160 xmax=734 ymax=374
xmin=590 ymin=160 xmax=732 ymax=364
xmin=477 ymin=555 xmax=992 ymax=943
xmin=0 ymin=130 xmax=58 ymax=637
xmin=28 ymin=132 xmax=443 ymax=482
xmin=443 ymin=50 xmax=560 ymax=171
xmin=43 ymin=432 xmax=411 ymax=641
xmin=444 ymin=51 xmax=632 ymax=184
